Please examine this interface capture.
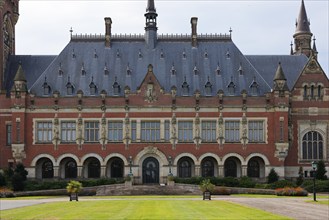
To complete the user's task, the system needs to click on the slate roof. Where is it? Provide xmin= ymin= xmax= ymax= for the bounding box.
xmin=4 ymin=55 xmax=56 ymax=96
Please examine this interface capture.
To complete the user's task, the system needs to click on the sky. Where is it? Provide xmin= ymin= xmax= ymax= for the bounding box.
xmin=15 ymin=0 xmax=329 ymax=75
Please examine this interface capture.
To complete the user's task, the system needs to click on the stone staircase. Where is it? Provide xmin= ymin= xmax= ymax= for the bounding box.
xmin=96 ymin=183 xmax=202 ymax=196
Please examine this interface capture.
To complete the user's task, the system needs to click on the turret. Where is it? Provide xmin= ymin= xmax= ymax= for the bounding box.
xmin=145 ymin=0 xmax=158 ymax=49
xmin=11 ymin=63 xmax=28 ymax=95
xmin=273 ymin=62 xmax=289 ymax=92
xmin=293 ymin=0 xmax=313 ymax=57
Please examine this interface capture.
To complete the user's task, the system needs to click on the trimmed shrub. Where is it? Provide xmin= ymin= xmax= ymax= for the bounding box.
xmin=275 ymin=187 xmax=308 ymax=196
xmin=301 ymin=179 xmax=329 ymax=192
xmin=296 ymin=166 xmax=304 ymax=186
xmin=267 ymin=168 xmax=279 ymax=184
xmin=0 ymin=172 xmax=6 ymax=186
xmin=11 ymin=173 xmax=25 ymax=191
xmin=14 ymin=163 xmax=28 ymax=181
xmin=238 ymin=176 xmax=256 ymax=188
xmin=315 ymin=160 xmax=327 ymax=180
xmin=267 ymin=180 xmax=296 ymax=189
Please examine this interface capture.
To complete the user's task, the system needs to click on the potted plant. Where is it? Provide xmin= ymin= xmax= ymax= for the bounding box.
xmin=200 ymin=179 xmax=215 ymax=200
xmin=66 ymin=180 xmax=82 ymax=201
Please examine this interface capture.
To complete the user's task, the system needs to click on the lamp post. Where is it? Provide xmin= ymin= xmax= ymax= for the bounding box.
xmin=311 ymin=161 xmax=317 ymax=202
xmin=129 ymin=156 xmax=133 ymax=176
xmin=168 ymin=156 xmax=173 ymax=176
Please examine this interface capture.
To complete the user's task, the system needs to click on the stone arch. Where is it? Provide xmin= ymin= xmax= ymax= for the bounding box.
xmin=222 ymin=153 xmax=244 ymax=165
xmin=198 ymin=153 xmax=221 ymax=165
xmin=81 ymin=153 xmax=104 ymax=166
xmin=246 ymin=153 xmax=268 ymax=179
xmin=104 ymin=153 xmax=127 ymax=178
xmin=245 ymin=153 xmax=270 ymax=166
xmin=57 ymin=153 xmax=80 ymax=166
xmin=104 ymin=153 xmax=128 ymax=166
xmin=135 ymin=146 xmax=168 ymax=178
xmin=31 ymin=154 xmax=56 ymax=167
xmin=174 ymin=153 xmax=198 ymax=166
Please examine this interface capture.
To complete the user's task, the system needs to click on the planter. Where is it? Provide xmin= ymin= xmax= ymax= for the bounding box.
xmin=69 ymin=193 xmax=78 ymax=201
xmin=203 ymin=191 xmax=211 ymax=200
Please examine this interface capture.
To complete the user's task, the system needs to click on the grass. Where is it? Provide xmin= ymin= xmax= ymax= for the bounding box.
xmin=0 ymin=198 xmax=291 ymax=220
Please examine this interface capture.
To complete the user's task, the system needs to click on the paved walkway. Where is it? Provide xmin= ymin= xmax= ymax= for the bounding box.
xmin=1 ymin=196 xmax=328 ymax=220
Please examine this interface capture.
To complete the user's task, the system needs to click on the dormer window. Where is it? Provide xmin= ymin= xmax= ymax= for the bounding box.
xmin=182 ymin=51 xmax=186 ymax=59
xmin=205 ymin=77 xmax=212 ymax=96
xmin=182 ymin=76 xmax=189 ymax=96
xmin=227 ymin=78 xmax=235 ymax=96
xmin=215 ymin=64 xmax=221 ymax=75
xmin=66 ymin=77 xmax=74 ymax=96
xmin=204 ymin=50 xmax=208 ymax=59
xmin=193 ymin=65 xmax=198 ymax=75
xmin=116 ymin=49 xmax=120 ymax=58
xmin=104 ymin=64 xmax=109 ymax=76
xmin=160 ymin=50 xmax=164 ymax=59
xmin=138 ymin=49 xmax=142 ymax=59
xmin=89 ymin=77 xmax=97 ymax=96
xmin=58 ymin=63 xmax=63 ymax=76
xmin=250 ymin=81 xmax=259 ymax=96
xmin=42 ymin=77 xmax=51 ymax=96
xmin=112 ymin=77 xmax=121 ymax=96
xmin=81 ymin=63 xmax=86 ymax=76
xmin=226 ymin=49 xmax=230 ymax=59
xmin=171 ymin=64 xmax=176 ymax=75
xmin=238 ymin=63 xmax=243 ymax=75
xmin=126 ymin=64 xmax=132 ymax=76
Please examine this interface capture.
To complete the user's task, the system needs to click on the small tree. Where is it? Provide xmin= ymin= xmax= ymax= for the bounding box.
xmin=296 ymin=166 xmax=304 ymax=186
xmin=267 ymin=168 xmax=279 ymax=184
xmin=199 ymin=179 xmax=215 ymax=193
xmin=66 ymin=180 xmax=83 ymax=194
xmin=14 ymin=163 xmax=28 ymax=181
xmin=315 ymin=160 xmax=327 ymax=180
xmin=11 ymin=173 xmax=25 ymax=191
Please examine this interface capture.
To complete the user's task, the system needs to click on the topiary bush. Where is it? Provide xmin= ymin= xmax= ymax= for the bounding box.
xmin=11 ymin=173 xmax=25 ymax=191
xmin=238 ymin=176 xmax=256 ymax=188
xmin=315 ymin=160 xmax=327 ymax=180
xmin=0 ymin=172 xmax=6 ymax=187
xmin=267 ymin=180 xmax=296 ymax=189
xmin=267 ymin=168 xmax=279 ymax=184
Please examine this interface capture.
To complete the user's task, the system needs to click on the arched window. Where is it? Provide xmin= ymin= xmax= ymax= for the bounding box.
xmin=310 ymin=85 xmax=314 ymax=98
xmin=181 ymin=77 xmax=189 ymax=96
xmin=205 ymin=78 xmax=212 ymax=96
xmin=317 ymin=85 xmax=322 ymax=98
xmin=250 ymin=81 xmax=259 ymax=96
xmin=42 ymin=159 xmax=54 ymax=179
xmin=113 ymin=80 xmax=121 ymax=96
xmin=178 ymin=158 xmax=192 ymax=178
xmin=201 ymin=158 xmax=214 ymax=177
xmin=303 ymin=85 xmax=308 ymax=98
xmin=89 ymin=80 xmax=97 ymax=96
xmin=227 ymin=81 xmax=235 ymax=96
xmin=88 ymin=159 xmax=100 ymax=178
xmin=65 ymin=160 xmax=77 ymax=178
xmin=247 ymin=159 xmax=260 ymax=178
xmin=111 ymin=158 xmax=124 ymax=178
xmin=224 ymin=159 xmax=237 ymax=177
xmin=302 ymin=131 xmax=323 ymax=160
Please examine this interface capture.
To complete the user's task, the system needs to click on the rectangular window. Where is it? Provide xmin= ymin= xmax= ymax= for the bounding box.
xmin=201 ymin=121 xmax=217 ymax=142
xmin=16 ymin=121 xmax=20 ymax=143
xmin=141 ymin=121 xmax=160 ymax=142
xmin=84 ymin=121 xmax=99 ymax=142
xmin=248 ymin=121 xmax=264 ymax=142
xmin=178 ymin=121 xmax=193 ymax=142
xmin=225 ymin=121 xmax=240 ymax=143
xmin=6 ymin=124 xmax=12 ymax=145
xmin=108 ymin=121 xmax=123 ymax=142
xmin=280 ymin=120 xmax=284 ymax=142
xmin=61 ymin=122 xmax=76 ymax=142
xmin=164 ymin=120 xmax=170 ymax=142
xmin=131 ymin=121 xmax=137 ymax=142
xmin=36 ymin=122 xmax=53 ymax=143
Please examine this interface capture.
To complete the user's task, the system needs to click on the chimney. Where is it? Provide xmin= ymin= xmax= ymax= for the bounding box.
xmin=191 ymin=17 xmax=198 ymax=47
xmin=104 ymin=17 xmax=112 ymax=47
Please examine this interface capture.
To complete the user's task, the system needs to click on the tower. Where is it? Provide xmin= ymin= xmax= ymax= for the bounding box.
xmin=144 ymin=0 xmax=158 ymax=49
xmin=293 ymin=0 xmax=313 ymax=57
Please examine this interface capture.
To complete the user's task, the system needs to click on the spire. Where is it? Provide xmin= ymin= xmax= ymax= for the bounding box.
xmin=293 ymin=0 xmax=313 ymax=57
xmin=312 ymin=36 xmax=317 ymax=53
xmin=145 ymin=0 xmax=158 ymax=49
xmin=273 ymin=62 xmax=289 ymax=91
xmin=295 ymin=0 xmax=311 ymax=34
xmin=147 ymin=0 xmax=156 ymax=13
xmin=14 ymin=63 xmax=27 ymax=82
xmin=290 ymin=42 xmax=293 ymax=55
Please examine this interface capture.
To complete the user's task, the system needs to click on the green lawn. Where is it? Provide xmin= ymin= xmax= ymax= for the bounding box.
xmin=0 ymin=199 xmax=291 ymax=220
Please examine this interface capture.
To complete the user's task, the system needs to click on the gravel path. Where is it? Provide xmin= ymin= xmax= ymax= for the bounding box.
xmin=1 ymin=196 xmax=328 ymax=220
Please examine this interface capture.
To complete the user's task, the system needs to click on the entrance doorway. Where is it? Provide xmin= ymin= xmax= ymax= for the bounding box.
xmin=142 ymin=157 xmax=159 ymax=184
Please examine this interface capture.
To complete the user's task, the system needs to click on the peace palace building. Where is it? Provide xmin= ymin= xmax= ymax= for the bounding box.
xmin=0 ymin=0 xmax=328 ymax=184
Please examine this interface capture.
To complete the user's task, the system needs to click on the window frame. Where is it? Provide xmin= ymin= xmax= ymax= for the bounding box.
xmin=84 ymin=121 xmax=100 ymax=143
xmin=61 ymin=121 xmax=77 ymax=143
xmin=201 ymin=120 xmax=217 ymax=143
xmin=36 ymin=121 xmax=53 ymax=143
xmin=224 ymin=120 xmax=240 ymax=143
xmin=178 ymin=121 xmax=193 ymax=142
xmin=141 ymin=121 xmax=161 ymax=142
xmin=108 ymin=121 xmax=123 ymax=142
xmin=248 ymin=120 xmax=265 ymax=143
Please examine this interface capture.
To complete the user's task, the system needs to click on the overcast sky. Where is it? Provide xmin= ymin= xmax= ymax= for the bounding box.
xmin=15 ymin=0 xmax=328 ymax=75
